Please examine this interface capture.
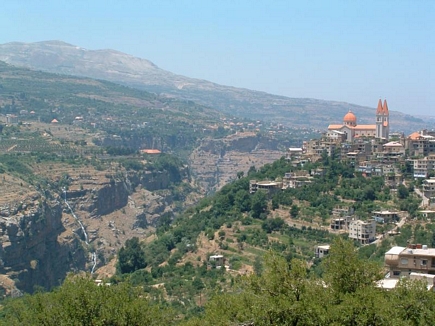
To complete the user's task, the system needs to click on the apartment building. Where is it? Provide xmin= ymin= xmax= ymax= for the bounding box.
xmin=382 ymin=164 xmax=403 ymax=188
xmin=413 ymin=155 xmax=435 ymax=178
xmin=305 ymin=138 xmax=340 ymax=160
xmin=406 ymin=130 xmax=435 ymax=157
xmin=285 ymin=147 xmax=304 ymax=161
xmin=348 ymin=219 xmax=376 ymax=244
xmin=423 ymin=178 xmax=435 ymax=198
xmin=282 ymin=172 xmax=312 ymax=189
xmin=376 ymin=141 xmax=405 ymax=162
xmin=385 ymin=245 xmax=435 ymax=278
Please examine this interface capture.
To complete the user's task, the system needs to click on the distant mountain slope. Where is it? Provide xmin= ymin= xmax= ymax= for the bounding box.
xmin=0 ymin=60 xmax=228 ymax=153
xmin=0 ymin=40 xmax=429 ymax=133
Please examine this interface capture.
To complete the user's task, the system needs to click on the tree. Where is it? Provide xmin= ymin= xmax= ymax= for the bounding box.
xmin=185 ymin=253 xmax=328 ymax=326
xmin=253 ymin=256 xmax=263 ymax=276
xmin=117 ymin=237 xmax=147 ymax=274
xmin=234 ymin=189 xmax=251 ymax=212
xmin=250 ymin=190 xmax=267 ymax=219
xmin=397 ymin=184 xmax=409 ymax=199
xmin=1 ymin=276 xmax=175 ymax=325
xmin=290 ymin=204 xmax=299 ymax=218
xmin=322 ymin=238 xmax=382 ymax=299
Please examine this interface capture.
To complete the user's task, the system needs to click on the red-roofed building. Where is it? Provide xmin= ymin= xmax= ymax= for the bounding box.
xmin=140 ymin=149 xmax=161 ymax=154
xmin=327 ymin=99 xmax=389 ymax=142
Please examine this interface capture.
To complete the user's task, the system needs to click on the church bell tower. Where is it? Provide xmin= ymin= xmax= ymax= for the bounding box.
xmin=376 ymin=99 xmax=389 ymax=140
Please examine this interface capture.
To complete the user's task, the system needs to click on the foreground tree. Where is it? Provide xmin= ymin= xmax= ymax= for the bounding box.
xmin=322 ymin=237 xmax=383 ymax=299
xmin=184 ymin=253 xmax=329 ymax=325
xmin=1 ymin=276 xmax=174 ymax=326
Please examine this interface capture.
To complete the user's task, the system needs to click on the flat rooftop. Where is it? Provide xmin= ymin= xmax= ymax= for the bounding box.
xmin=385 ymin=246 xmax=406 ymax=255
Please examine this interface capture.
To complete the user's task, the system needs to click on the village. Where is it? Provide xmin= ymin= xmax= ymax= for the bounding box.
xmin=247 ymin=99 xmax=435 ymax=290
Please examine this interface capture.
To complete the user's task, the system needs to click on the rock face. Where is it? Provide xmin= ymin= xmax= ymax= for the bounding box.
xmin=141 ymin=171 xmax=171 ymax=191
xmin=78 ymin=180 xmax=129 ymax=216
xmin=0 ymin=199 xmax=86 ymax=294
xmin=0 ymin=168 xmax=184 ymax=295
xmin=189 ymin=132 xmax=285 ymax=193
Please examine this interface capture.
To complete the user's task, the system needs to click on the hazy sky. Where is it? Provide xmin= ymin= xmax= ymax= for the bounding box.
xmin=1 ymin=1 xmax=434 ymax=115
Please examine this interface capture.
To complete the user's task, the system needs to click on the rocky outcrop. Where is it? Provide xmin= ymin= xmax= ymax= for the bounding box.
xmin=0 ymin=167 xmax=189 ymax=295
xmin=93 ymin=180 xmax=129 ymax=216
xmin=0 ymin=199 xmax=86 ymax=294
xmin=189 ymin=133 xmax=285 ymax=193
xmin=141 ymin=171 xmax=171 ymax=191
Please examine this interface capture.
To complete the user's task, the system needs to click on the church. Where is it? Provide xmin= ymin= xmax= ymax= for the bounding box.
xmin=327 ymin=99 xmax=389 ymax=142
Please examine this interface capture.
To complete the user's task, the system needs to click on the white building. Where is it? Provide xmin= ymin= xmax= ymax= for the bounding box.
xmin=315 ymin=245 xmax=330 ymax=258
xmin=348 ymin=219 xmax=376 ymax=244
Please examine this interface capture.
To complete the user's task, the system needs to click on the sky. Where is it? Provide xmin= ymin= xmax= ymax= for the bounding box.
xmin=1 ymin=0 xmax=434 ymax=115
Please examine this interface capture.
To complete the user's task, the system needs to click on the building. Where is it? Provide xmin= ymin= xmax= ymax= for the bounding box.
xmin=327 ymin=99 xmax=389 ymax=142
xmin=315 ymin=245 xmax=330 ymax=258
xmin=348 ymin=219 xmax=376 ymax=244
xmin=285 ymin=147 xmax=304 ymax=160
xmin=372 ymin=210 xmax=399 ymax=224
xmin=357 ymin=161 xmax=383 ymax=177
xmin=209 ymin=255 xmax=225 ymax=268
xmin=423 ymin=178 xmax=435 ymax=198
xmin=382 ymin=164 xmax=403 ymax=188
xmin=413 ymin=155 xmax=435 ymax=178
xmin=6 ymin=114 xmax=18 ymax=124
xmin=419 ymin=210 xmax=435 ymax=219
xmin=330 ymin=217 xmax=348 ymax=231
xmin=249 ymin=180 xmax=282 ymax=194
xmin=375 ymin=99 xmax=390 ymax=140
xmin=282 ymin=172 xmax=312 ymax=189
xmin=378 ymin=141 xmax=405 ymax=162
xmin=385 ymin=245 xmax=435 ymax=278
xmin=140 ymin=149 xmax=162 ymax=154
xmin=405 ymin=130 xmax=435 ymax=157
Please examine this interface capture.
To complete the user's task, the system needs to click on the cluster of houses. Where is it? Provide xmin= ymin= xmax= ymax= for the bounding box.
xmin=309 ymin=101 xmax=435 ymax=289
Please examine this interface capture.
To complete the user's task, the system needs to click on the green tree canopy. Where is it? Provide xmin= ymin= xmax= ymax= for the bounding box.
xmin=117 ymin=237 xmax=147 ymax=274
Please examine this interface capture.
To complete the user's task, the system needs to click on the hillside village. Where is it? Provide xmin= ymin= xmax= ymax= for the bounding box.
xmin=246 ymin=99 xmax=435 ymax=289
xmin=1 ymin=3 xmax=433 ymax=323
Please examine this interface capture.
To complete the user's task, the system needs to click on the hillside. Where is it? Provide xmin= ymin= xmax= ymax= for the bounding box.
xmin=0 ymin=40 xmax=429 ymax=133
xmin=0 ymin=60 xmax=225 ymax=153
xmin=0 ymin=61 xmax=294 ymax=294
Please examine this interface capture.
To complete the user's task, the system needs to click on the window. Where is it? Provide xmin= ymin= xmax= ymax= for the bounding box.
xmin=421 ymin=259 xmax=428 ymax=266
xmin=400 ymin=258 xmax=408 ymax=265
xmin=393 ymin=271 xmax=401 ymax=276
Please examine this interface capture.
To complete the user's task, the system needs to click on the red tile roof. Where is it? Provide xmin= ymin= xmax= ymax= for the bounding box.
xmin=140 ymin=149 xmax=161 ymax=154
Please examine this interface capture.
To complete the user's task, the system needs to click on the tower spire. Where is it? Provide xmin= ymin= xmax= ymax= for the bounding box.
xmin=376 ymin=99 xmax=383 ymax=114
xmin=382 ymin=99 xmax=389 ymax=114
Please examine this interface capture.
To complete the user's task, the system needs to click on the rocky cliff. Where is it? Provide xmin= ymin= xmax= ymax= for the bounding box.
xmin=0 ymin=166 xmax=186 ymax=295
xmin=0 ymin=197 xmax=86 ymax=295
xmin=189 ymin=132 xmax=285 ymax=193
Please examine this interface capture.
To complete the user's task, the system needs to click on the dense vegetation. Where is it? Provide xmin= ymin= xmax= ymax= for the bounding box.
xmin=4 ymin=239 xmax=435 ymax=325
xmin=74 ymin=153 xmax=427 ymax=319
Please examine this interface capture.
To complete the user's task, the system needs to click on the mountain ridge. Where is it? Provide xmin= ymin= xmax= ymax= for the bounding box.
xmin=0 ymin=40 xmax=430 ymax=133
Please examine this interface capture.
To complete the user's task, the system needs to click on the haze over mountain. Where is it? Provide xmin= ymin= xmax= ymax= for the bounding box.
xmin=0 ymin=40 xmax=429 ymax=133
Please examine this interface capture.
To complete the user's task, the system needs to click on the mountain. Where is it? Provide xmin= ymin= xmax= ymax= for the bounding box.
xmin=0 ymin=40 xmax=429 ymax=133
